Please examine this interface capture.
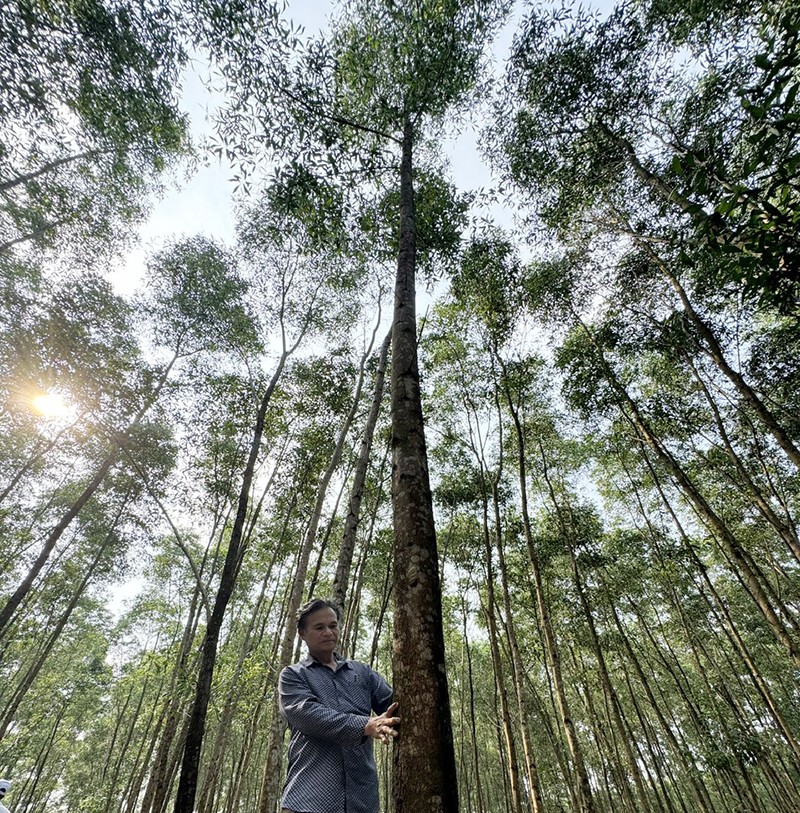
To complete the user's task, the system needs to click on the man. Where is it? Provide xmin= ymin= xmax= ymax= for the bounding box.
xmin=279 ymin=598 xmax=400 ymax=813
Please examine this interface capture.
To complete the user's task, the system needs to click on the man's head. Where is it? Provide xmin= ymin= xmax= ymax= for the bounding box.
xmin=296 ymin=598 xmax=341 ymax=663
xmin=296 ymin=598 xmax=340 ymax=633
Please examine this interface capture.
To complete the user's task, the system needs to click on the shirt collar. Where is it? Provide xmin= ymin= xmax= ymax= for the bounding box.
xmin=301 ymin=652 xmax=352 ymax=669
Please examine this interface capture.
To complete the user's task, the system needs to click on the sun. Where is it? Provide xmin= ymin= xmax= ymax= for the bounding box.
xmin=31 ymin=391 xmax=72 ymax=418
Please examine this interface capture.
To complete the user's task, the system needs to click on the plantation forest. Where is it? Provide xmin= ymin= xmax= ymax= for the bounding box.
xmin=1 ymin=1 xmax=799 ymax=813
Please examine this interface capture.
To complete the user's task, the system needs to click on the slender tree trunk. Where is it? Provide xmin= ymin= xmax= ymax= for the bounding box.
xmin=123 ymin=678 xmax=168 ymax=813
xmin=140 ymin=514 xmax=227 ymax=813
xmin=0 ymin=417 xmax=81 ymax=506
xmin=619 ymin=197 xmax=800 ymax=471
xmin=103 ymin=673 xmax=161 ymax=813
xmin=15 ymin=701 xmax=66 ymax=812
xmin=0 ymin=496 xmax=129 ymax=738
xmin=0 ymin=216 xmax=71 ymax=253
xmin=542 ymin=484 xmax=650 ymax=813
xmin=479 ymin=496 xmax=523 ymax=813
xmin=139 ymin=581 xmax=204 ymax=813
xmin=460 ymin=348 xmax=547 ymax=813
xmin=497 ymin=355 xmax=596 ymax=813
xmin=332 ymin=328 xmax=391 ymax=612
xmin=645 ymin=463 xmax=800 ymax=764
xmin=256 ymin=349 xmax=372 ymax=813
xmin=0 ymin=448 xmax=118 ymax=638
xmin=195 ymin=501 xmax=290 ymax=813
xmin=173 ymin=347 xmax=291 ymax=813
xmin=225 ymin=574 xmax=296 ymax=813
xmin=390 ymin=114 xmax=458 ymax=813
xmin=369 ymin=553 xmax=393 ymax=669
xmin=604 ymin=592 xmax=715 ymax=813
xmin=575 ymin=314 xmax=800 ymax=666
xmin=0 ymin=149 xmax=104 ymax=192
xmin=684 ymin=356 xmax=800 ymax=563
xmin=306 ymin=460 xmax=353 ymax=598
xmin=490 ymin=477 xmax=545 ymax=813
xmin=567 ymin=546 xmax=649 ymax=813
xmin=461 ymin=595 xmax=486 ymax=813
xmin=568 ymin=650 xmax=617 ymax=812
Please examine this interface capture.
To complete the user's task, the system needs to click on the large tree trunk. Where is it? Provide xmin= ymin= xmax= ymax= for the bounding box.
xmin=390 ymin=115 xmax=459 ymax=813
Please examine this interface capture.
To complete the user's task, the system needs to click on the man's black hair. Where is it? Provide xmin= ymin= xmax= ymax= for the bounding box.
xmin=296 ymin=598 xmax=340 ymax=632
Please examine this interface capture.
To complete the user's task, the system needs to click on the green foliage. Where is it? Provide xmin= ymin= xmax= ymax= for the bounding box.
xmin=3 ymin=4 xmax=800 ymax=813
xmin=363 ymin=170 xmax=469 ymax=279
xmin=0 ymin=0 xmax=188 ymax=257
xmin=641 ymin=0 xmax=764 ymax=46
xmin=664 ymin=5 xmax=800 ymax=311
xmin=451 ymin=232 xmax=520 ymax=344
xmin=746 ymin=314 xmax=800 ymax=434
xmin=1 ymin=263 xmax=140 ymax=413
xmin=333 ymin=0 xmax=511 ymax=125
xmin=267 ymin=162 xmax=349 ymax=252
xmin=501 ymin=4 xmax=654 ymax=229
xmin=141 ymin=235 xmax=261 ymax=356
xmin=499 ymin=0 xmax=800 ymax=312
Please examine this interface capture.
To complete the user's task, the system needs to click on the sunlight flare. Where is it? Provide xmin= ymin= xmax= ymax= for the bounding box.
xmin=31 ymin=391 xmax=71 ymax=418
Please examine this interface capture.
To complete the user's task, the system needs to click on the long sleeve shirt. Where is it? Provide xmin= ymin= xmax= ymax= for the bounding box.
xmin=278 ymin=654 xmax=393 ymax=813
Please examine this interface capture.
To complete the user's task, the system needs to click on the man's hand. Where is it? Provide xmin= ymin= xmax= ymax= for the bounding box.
xmin=364 ymin=702 xmax=400 ymax=743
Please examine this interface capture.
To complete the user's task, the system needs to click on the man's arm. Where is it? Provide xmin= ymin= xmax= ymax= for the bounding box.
xmin=367 ymin=667 xmax=399 ymax=742
xmin=279 ymin=667 xmax=369 ymax=747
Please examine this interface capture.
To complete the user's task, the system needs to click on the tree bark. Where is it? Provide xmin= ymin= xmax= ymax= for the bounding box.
xmin=390 ymin=114 xmax=459 ymax=813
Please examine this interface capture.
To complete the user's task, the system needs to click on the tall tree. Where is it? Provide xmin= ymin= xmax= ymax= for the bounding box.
xmin=206 ymin=2 xmax=508 ymax=809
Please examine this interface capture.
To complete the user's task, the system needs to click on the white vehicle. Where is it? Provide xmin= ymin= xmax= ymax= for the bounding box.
xmin=0 ymin=778 xmax=10 ymax=813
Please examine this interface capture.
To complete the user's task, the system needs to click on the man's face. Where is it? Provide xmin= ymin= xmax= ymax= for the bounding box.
xmin=299 ymin=607 xmax=339 ymax=660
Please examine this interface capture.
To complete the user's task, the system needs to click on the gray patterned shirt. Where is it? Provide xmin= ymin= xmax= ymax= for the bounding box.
xmin=279 ymin=654 xmax=394 ymax=813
